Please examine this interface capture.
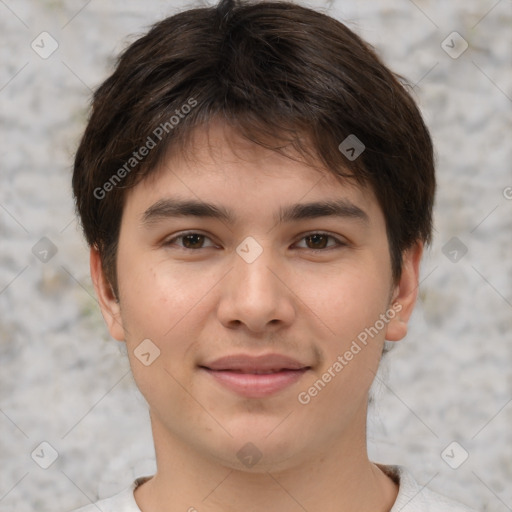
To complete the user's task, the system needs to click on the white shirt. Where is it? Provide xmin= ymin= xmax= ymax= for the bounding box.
xmin=70 ymin=465 xmax=476 ymax=511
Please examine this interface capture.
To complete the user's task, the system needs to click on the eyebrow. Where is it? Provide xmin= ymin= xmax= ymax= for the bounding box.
xmin=141 ymin=197 xmax=369 ymax=226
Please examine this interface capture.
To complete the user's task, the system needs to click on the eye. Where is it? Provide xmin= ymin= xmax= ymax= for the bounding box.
xmin=163 ymin=231 xmax=346 ymax=252
xmin=164 ymin=232 xmax=217 ymax=250
xmin=294 ymin=232 xmax=346 ymax=251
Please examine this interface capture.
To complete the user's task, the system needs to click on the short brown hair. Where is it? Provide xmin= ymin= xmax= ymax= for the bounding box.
xmin=72 ymin=0 xmax=435 ymax=296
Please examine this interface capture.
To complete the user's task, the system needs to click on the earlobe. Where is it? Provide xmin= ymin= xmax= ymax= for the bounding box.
xmin=385 ymin=242 xmax=424 ymax=342
xmin=90 ymin=247 xmax=126 ymax=341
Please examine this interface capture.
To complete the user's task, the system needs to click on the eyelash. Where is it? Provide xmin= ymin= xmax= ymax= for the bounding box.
xmin=163 ymin=231 xmax=347 ymax=252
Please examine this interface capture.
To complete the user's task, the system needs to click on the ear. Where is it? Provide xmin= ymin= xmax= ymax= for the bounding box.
xmin=385 ymin=242 xmax=423 ymax=342
xmin=90 ymin=246 xmax=125 ymax=341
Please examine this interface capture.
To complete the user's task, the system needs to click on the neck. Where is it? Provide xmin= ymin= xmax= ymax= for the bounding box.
xmin=135 ymin=407 xmax=398 ymax=512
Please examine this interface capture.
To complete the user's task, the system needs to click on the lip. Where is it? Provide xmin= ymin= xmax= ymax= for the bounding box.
xmin=202 ymin=353 xmax=309 ymax=372
xmin=199 ymin=354 xmax=311 ymax=398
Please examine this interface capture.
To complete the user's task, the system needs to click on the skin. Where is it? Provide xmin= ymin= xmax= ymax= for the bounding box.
xmin=91 ymin=120 xmax=423 ymax=512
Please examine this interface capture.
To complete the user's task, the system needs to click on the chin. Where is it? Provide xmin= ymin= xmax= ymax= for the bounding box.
xmin=204 ymin=427 xmax=307 ymax=474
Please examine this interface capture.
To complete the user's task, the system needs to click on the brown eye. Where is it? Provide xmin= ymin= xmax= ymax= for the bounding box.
xmin=181 ymin=234 xmax=206 ymax=249
xmin=165 ymin=232 xmax=216 ymax=250
xmin=305 ymin=234 xmax=329 ymax=249
xmin=295 ymin=232 xmax=345 ymax=251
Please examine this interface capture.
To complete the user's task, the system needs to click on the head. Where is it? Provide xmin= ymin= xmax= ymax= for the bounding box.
xmin=73 ymin=0 xmax=434 ymax=471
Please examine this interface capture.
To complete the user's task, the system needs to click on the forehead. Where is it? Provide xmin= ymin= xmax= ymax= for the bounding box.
xmin=125 ymin=120 xmax=381 ymax=220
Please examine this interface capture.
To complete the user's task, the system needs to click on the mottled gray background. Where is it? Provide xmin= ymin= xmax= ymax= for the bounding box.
xmin=0 ymin=1 xmax=511 ymax=511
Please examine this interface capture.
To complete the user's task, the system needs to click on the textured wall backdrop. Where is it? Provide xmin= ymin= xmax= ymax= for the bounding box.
xmin=0 ymin=1 xmax=511 ymax=511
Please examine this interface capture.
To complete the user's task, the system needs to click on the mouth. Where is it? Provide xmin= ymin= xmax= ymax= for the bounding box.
xmin=199 ymin=354 xmax=311 ymax=398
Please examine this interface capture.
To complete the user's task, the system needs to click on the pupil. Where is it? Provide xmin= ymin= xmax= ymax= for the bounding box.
xmin=184 ymin=234 xmax=204 ymax=248
xmin=307 ymin=234 xmax=327 ymax=249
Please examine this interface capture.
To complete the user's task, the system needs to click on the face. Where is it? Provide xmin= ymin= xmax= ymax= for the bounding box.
xmin=92 ymin=121 xmax=421 ymax=472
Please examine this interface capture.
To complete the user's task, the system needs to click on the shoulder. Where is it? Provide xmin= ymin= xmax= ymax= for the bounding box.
xmin=379 ymin=464 xmax=477 ymax=512
xmin=67 ymin=479 xmax=143 ymax=512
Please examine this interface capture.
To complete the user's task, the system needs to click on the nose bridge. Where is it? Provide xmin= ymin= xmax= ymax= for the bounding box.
xmin=233 ymin=237 xmax=280 ymax=302
xmin=217 ymin=237 xmax=295 ymax=331
xmin=234 ymin=243 xmax=276 ymax=295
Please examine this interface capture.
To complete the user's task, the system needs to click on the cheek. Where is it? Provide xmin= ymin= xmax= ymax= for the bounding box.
xmin=118 ymin=257 xmax=216 ymax=347
xmin=295 ymin=266 xmax=390 ymax=415
xmin=117 ymin=260 xmax=209 ymax=407
xmin=296 ymin=260 xmax=391 ymax=342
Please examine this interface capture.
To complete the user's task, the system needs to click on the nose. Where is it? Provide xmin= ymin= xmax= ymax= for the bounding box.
xmin=216 ymin=243 xmax=296 ymax=334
